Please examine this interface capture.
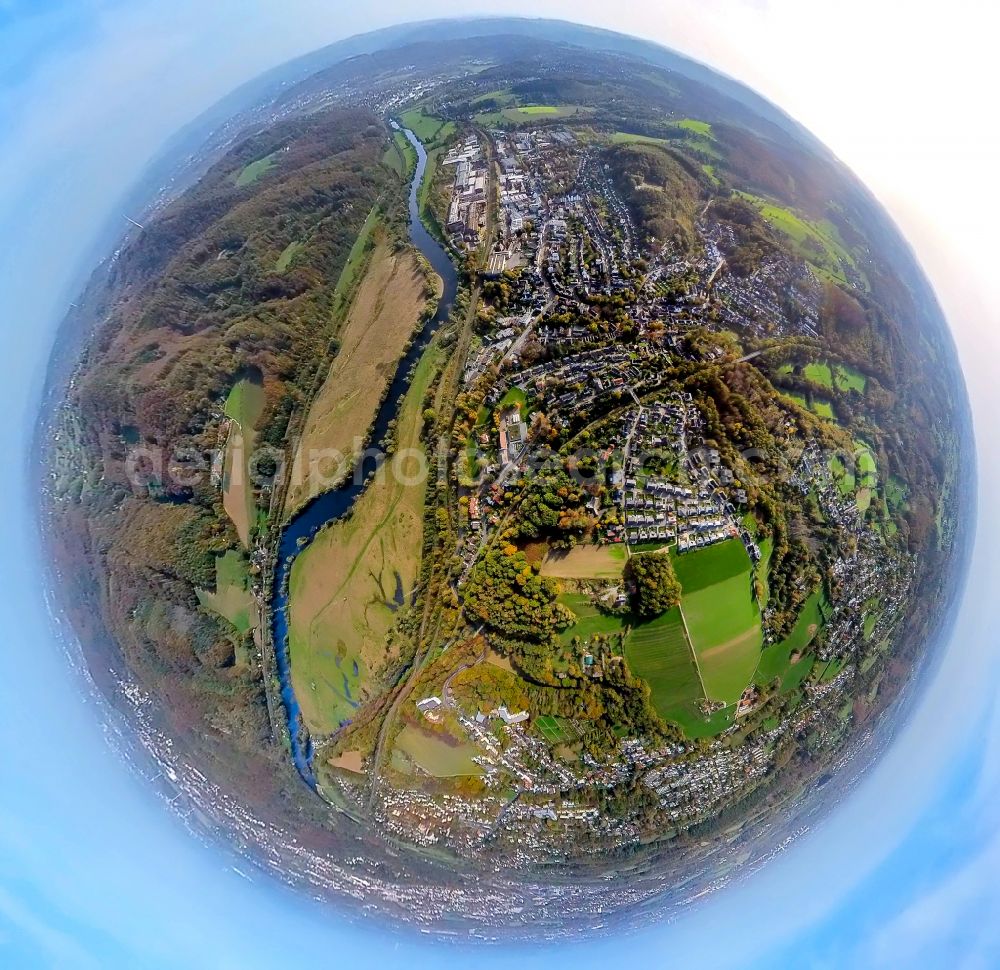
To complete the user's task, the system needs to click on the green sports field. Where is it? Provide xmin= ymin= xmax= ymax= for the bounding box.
xmin=535 ymin=715 xmax=581 ymax=743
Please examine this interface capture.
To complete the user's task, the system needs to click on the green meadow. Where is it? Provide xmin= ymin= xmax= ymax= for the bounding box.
xmin=197 ymin=549 xmax=256 ymax=635
xmin=382 ymin=129 xmax=417 ymax=178
xmin=329 ymin=205 xmax=380 ymax=323
xmin=835 ymin=363 xmax=867 ymax=393
xmin=624 ymin=606 xmax=707 ymax=734
xmin=803 ymin=362 xmax=834 ymax=388
xmin=754 ymin=589 xmax=826 ymax=692
xmin=234 ymin=152 xmax=279 ymax=187
xmin=737 ymin=192 xmax=860 ymax=286
xmin=474 ymin=104 xmax=593 ymax=126
xmin=275 ymin=240 xmax=303 ymax=272
xmin=558 ymin=593 xmax=628 ymax=645
xmin=399 ymin=107 xmax=455 ymax=146
xmin=672 ymin=540 xmax=762 ymax=705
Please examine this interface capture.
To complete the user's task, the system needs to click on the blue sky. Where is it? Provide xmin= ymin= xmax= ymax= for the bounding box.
xmin=1 ymin=2 xmax=998 ymax=967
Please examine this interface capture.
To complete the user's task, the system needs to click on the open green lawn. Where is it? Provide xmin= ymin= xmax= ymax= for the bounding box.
xmin=672 ymin=539 xmax=761 ymax=705
xmin=197 ymin=550 xmax=256 ymax=635
xmin=835 ymin=363 xmax=867 ymax=393
xmin=830 ymin=454 xmax=856 ymax=494
xmin=804 ymin=362 xmax=834 ymax=388
xmin=394 ymin=725 xmax=483 ymax=777
xmin=275 ymin=240 xmax=303 ymax=272
xmin=624 ymin=607 xmax=707 ymax=733
xmin=756 ymin=534 xmax=775 ymax=607
xmin=811 ymin=398 xmax=836 ymax=420
xmin=399 ymin=107 xmax=454 ymax=146
xmin=498 ymin=386 xmax=528 ymax=412
xmin=222 ymin=376 xmax=265 ymax=547
xmin=737 ymin=192 xmax=860 ymax=286
xmin=863 ymin=612 xmax=878 ymax=640
xmin=474 ymin=105 xmax=594 ymax=127
xmin=234 ymin=152 xmax=279 ymax=187
xmin=610 ymin=131 xmax=669 ymax=147
xmin=831 ymin=441 xmax=878 ymax=510
xmin=671 ymin=537 xmax=750 ymax=593
xmin=803 ymin=360 xmax=866 ymax=394
xmin=755 ymin=589 xmax=825 ymax=692
xmin=418 ymin=146 xmax=443 ymax=226
xmin=329 ymin=205 xmax=380 ymax=322
xmin=471 ymin=89 xmax=517 ymax=106
xmin=816 ymin=657 xmax=845 ymax=683
xmin=558 ymin=593 xmax=628 ymax=645
xmin=885 ymin=475 xmax=909 ymax=513
xmin=382 ymin=129 xmax=417 ymax=178
xmin=677 ymin=118 xmax=712 ymax=136
xmin=857 ymin=442 xmax=878 ymax=486
xmin=224 ymin=375 xmax=265 ymax=428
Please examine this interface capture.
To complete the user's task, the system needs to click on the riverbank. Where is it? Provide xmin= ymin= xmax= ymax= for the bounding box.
xmin=267 ymin=126 xmax=461 ymax=783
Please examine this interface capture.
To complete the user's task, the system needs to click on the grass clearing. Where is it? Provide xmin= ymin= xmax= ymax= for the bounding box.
xmin=286 ymin=235 xmax=434 ymax=515
xmin=864 ymin=612 xmax=878 ymax=640
xmin=737 ymin=192 xmax=859 ymax=286
xmin=221 ymin=376 xmax=265 ymax=547
xmin=804 ymin=362 xmax=834 ymax=388
xmin=830 ymin=441 xmax=878 ymax=510
xmin=540 ymin=543 xmax=627 ymax=580
xmin=673 ymin=539 xmax=761 ymax=704
xmin=625 ymin=607 xmax=707 ymax=734
xmin=287 ymin=344 xmax=441 ymax=736
xmin=394 ymin=725 xmax=483 ymax=777
xmin=610 ymin=132 xmax=669 ymax=147
xmin=329 ymin=205 xmax=381 ymax=323
xmin=498 ymin=386 xmax=528 ymax=411
xmin=834 ymin=363 xmax=867 ymax=393
xmin=535 ymin=714 xmax=580 ymax=743
xmin=275 ymin=240 xmax=303 ymax=272
xmin=811 ymin=398 xmax=835 ymax=420
xmin=471 ymin=89 xmax=517 ymax=106
xmin=235 ymin=152 xmax=279 ymax=187
xmin=755 ymin=589 xmax=825 ymax=692
xmin=830 ymin=454 xmax=856 ymax=494
xmin=677 ymin=118 xmax=712 ymax=136
xmin=382 ymin=130 xmax=417 ymax=177
xmin=197 ymin=549 xmax=256 ymax=634
xmin=400 ymin=107 xmax=454 ymax=146
xmin=557 ymin=593 xmax=628 ymax=645
xmin=474 ymin=105 xmax=594 ymax=127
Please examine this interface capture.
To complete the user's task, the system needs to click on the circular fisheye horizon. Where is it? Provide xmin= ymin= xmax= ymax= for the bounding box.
xmin=38 ymin=17 xmax=974 ymax=941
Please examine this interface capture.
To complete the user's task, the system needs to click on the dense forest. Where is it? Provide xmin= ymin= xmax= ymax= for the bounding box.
xmin=53 ymin=107 xmax=411 ymax=766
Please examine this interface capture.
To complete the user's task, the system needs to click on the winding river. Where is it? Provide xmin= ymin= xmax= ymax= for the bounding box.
xmin=269 ymin=127 xmax=459 ymax=785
